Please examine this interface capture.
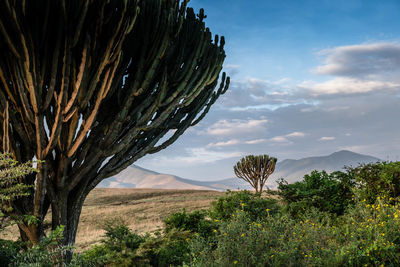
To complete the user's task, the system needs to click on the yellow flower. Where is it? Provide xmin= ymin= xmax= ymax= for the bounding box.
xmin=213 ymin=229 xmax=217 ymax=233
xmin=233 ymin=260 xmax=238 ymax=265
xmin=241 ymin=233 xmax=245 ymax=237
xmin=382 ymin=233 xmax=385 ymax=236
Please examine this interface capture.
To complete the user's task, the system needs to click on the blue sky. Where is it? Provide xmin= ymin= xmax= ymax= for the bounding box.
xmin=136 ymin=0 xmax=400 ymax=181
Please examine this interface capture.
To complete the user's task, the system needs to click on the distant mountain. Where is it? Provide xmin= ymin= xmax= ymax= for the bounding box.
xmin=98 ymin=150 xmax=381 ymax=190
xmin=267 ymin=150 xmax=380 ymax=187
xmin=98 ymin=164 xmax=248 ymax=191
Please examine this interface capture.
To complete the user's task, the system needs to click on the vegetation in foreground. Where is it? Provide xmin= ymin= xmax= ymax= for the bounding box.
xmin=2 ymin=161 xmax=400 ymax=266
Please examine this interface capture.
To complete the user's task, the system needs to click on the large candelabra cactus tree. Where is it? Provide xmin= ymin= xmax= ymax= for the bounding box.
xmin=0 ymin=0 xmax=229 ymax=250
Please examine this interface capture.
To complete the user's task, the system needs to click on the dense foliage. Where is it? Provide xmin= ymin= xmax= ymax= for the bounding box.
xmin=4 ymin=161 xmax=400 ymax=266
xmin=192 ymin=197 xmax=400 ymax=266
xmin=0 ymin=153 xmax=37 ymax=230
xmin=277 ymin=170 xmax=355 ymax=216
xmin=348 ymin=161 xmax=400 ymax=203
xmin=209 ymin=190 xmax=280 ymax=221
xmin=164 ymin=209 xmax=217 ymax=238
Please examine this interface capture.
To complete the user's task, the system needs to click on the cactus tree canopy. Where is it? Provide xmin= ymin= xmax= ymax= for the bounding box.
xmin=234 ymin=155 xmax=277 ymax=193
xmin=0 ymin=0 xmax=229 ymax=249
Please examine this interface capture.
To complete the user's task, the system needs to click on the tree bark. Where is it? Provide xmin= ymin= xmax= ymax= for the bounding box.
xmin=17 ymin=224 xmax=41 ymax=245
xmin=50 ymin=187 xmax=86 ymax=262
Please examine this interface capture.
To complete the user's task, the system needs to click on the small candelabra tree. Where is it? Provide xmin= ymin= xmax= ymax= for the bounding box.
xmin=234 ymin=155 xmax=277 ymax=193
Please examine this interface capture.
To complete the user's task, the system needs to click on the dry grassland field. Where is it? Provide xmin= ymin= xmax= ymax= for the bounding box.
xmin=1 ymin=189 xmax=225 ymax=250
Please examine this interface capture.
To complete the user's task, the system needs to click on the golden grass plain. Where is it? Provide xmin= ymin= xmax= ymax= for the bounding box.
xmin=1 ymin=188 xmax=225 ymax=251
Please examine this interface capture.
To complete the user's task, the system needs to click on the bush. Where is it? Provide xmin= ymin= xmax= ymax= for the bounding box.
xmin=209 ymin=190 xmax=280 ymax=222
xmin=277 ymin=170 xmax=355 ymax=216
xmin=136 ymin=229 xmax=192 ymax=266
xmin=348 ymin=161 xmax=400 ymax=203
xmin=190 ymin=210 xmax=270 ymax=266
xmin=10 ymin=226 xmax=73 ymax=267
xmin=0 ymin=153 xmax=37 ymax=231
xmin=79 ymin=219 xmax=146 ymax=266
xmin=164 ymin=209 xmax=217 ymax=237
xmin=0 ymin=239 xmax=22 ymax=266
xmin=80 ymin=218 xmax=193 ymax=266
xmin=190 ymin=198 xmax=400 ymax=266
xmin=102 ymin=220 xmax=145 ymax=252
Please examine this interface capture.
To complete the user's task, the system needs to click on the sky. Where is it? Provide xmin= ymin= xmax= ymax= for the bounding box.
xmin=136 ymin=0 xmax=400 ymax=181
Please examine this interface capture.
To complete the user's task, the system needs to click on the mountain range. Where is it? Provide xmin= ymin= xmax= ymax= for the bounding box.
xmin=98 ymin=150 xmax=381 ymax=190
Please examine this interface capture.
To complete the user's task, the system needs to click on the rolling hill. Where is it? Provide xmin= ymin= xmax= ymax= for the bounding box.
xmin=267 ymin=150 xmax=380 ymax=185
xmin=98 ymin=150 xmax=381 ymax=190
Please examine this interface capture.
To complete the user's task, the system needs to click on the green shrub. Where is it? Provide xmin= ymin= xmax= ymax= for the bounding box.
xmin=137 ymin=229 xmax=192 ymax=266
xmin=164 ymin=209 xmax=217 ymax=237
xmin=102 ymin=220 xmax=145 ymax=252
xmin=277 ymin=170 xmax=355 ymax=216
xmin=0 ymin=153 xmax=38 ymax=231
xmin=191 ymin=209 xmax=275 ymax=267
xmin=10 ymin=226 xmax=72 ymax=267
xmin=79 ymin=219 xmax=146 ymax=266
xmin=209 ymin=190 xmax=280 ymax=222
xmin=0 ymin=239 xmax=22 ymax=266
xmin=78 ymin=244 xmax=111 ymax=267
xmin=190 ymin=198 xmax=400 ymax=266
xmin=80 ymin=218 xmax=193 ymax=266
xmin=348 ymin=161 xmax=400 ymax=203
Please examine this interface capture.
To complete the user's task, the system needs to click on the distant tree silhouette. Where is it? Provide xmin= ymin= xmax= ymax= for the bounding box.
xmin=234 ymin=155 xmax=277 ymax=193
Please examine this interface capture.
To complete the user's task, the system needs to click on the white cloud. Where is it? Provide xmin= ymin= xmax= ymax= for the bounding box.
xmin=245 ymin=139 xmax=267 ymax=144
xmin=298 ymin=43 xmax=400 ymax=96
xmin=219 ymin=76 xmax=301 ymax=110
xmin=225 ymin=64 xmax=240 ymax=69
xmin=206 ymin=119 xmax=268 ymax=136
xmin=270 ymin=136 xmax=290 ymax=143
xmin=300 ymin=78 xmax=400 ymax=95
xmin=319 ymin=136 xmax=336 ymax=141
xmin=286 ymin=131 xmax=306 ymax=137
xmin=229 ymin=103 xmax=293 ymax=111
xmin=315 ymin=43 xmax=400 ymax=78
xmin=323 ymin=106 xmax=350 ymax=112
xmin=160 ymin=148 xmax=243 ymax=164
xmin=207 ymin=139 xmax=240 ymax=147
xmin=273 ymin=78 xmax=292 ymax=85
xmin=224 ymin=64 xmax=240 ymax=76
